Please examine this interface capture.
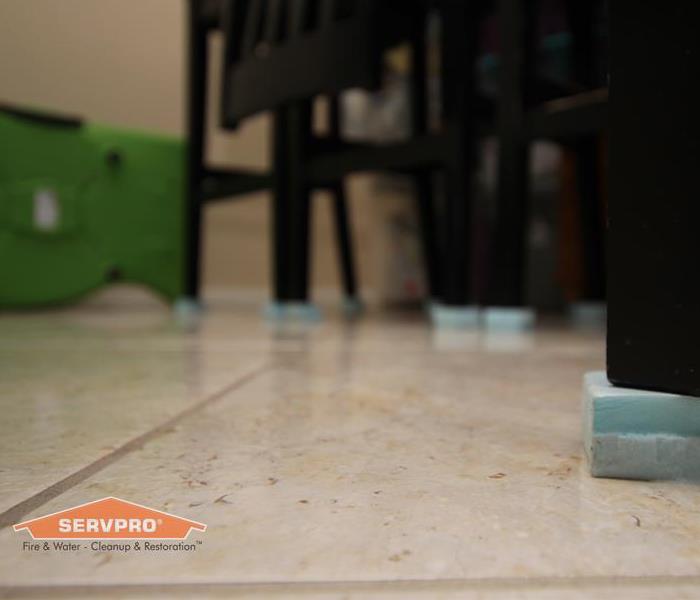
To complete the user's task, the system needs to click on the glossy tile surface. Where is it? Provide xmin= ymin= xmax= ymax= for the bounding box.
xmin=1 ymin=292 xmax=699 ymax=599
xmin=0 ymin=298 xmax=266 ymax=514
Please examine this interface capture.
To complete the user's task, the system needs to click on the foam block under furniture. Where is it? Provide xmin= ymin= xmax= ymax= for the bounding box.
xmin=264 ymin=302 xmax=321 ymax=323
xmin=428 ymin=303 xmax=480 ymax=329
xmin=483 ymin=307 xmax=535 ymax=332
xmin=583 ymin=371 xmax=700 ymax=481
xmin=341 ymin=297 xmax=364 ymax=318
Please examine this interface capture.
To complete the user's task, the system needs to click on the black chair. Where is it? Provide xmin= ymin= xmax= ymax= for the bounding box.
xmin=220 ymin=0 xmax=388 ymax=310
xmin=188 ymin=0 xmax=401 ymax=310
xmin=486 ymin=0 xmax=608 ymax=312
xmin=185 ymin=0 xmax=273 ymax=304
xmin=217 ymin=0 xmax=487 ymax=314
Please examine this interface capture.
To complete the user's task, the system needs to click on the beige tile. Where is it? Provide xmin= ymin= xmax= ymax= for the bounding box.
xmin=0 ymin=308 xmax=267 ymax=514
xmin=2 ymin=301 xmax=700 ymax=597
xmin=4 ymin=578 xmax=700 ymax=599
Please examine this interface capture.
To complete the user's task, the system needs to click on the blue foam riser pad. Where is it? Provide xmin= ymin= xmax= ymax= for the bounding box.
xmin=264 ymin=302 xmax=322 ymax=323
xmin=483 ymin=307 xmax=536 ymax=332
xmin=428 ymin=303 xmax=480 ymax=329
xmin=174 ymin=297 xmax=204 ymax=316
xmin=342 ymin=296 xmax=364 ymax=318
xmin=583 ymin=371 xmax=700 ymax=481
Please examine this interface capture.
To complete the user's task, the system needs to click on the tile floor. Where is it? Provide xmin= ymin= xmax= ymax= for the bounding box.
xmin=1 ymin=291 xmax=700 ymax=599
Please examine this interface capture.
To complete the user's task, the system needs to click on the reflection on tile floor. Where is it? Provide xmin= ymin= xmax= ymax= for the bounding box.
xmin=0 ymin=312 xmax=265 ymax=514
xmin=1 ymin=291 xmax=700 ymax=598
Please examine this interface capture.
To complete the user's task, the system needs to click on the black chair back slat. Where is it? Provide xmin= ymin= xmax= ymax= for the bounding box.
xmin=335 ymin=0 xmax=357 ymax=20
xmin=353 ymin=0 xmax=373 ymax=17
xmin=221 ymin=0 xmax=249 ymax=128
xmin=320 ymin=0 xmax=361 ymax=24
xmin=222 ymin=0 xmax=247 ymax=63
xmin=318 ymin=0 xmax=337 ymax=25
xmin=241 ymin=0 xmax=265 ymax=56
xmin=288 ymin=0 xmax=314 ymax=34
xmin=263 ymin=0 xmax=286 ymax=43
xmin=220 ymin=0 xmax=411 ymax=127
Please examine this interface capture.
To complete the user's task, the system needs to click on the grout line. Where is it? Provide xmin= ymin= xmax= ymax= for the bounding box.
xmin=3 ymin=576 xmax=700 ymax=598
xmin=0 ymin=363 xmax=270 ymax=531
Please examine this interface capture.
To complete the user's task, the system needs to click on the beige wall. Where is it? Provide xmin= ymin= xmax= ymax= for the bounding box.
xmin=0 ymin=0 xmax=378 ymax=295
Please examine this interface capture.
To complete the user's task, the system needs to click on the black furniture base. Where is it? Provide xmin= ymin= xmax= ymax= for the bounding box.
xmin=608 ymin=1 xmax=700 ymax=396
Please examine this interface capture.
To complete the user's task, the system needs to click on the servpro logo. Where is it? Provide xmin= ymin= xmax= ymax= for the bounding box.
xmin=13 ymin=497 xmax=207 ymax=540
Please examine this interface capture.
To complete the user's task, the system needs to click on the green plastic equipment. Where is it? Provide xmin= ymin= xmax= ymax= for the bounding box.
xmin=0 ymin=106 xmax=185 ymax=307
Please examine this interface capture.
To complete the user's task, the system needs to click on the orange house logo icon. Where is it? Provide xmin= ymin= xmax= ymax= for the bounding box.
xmin=13 ymin=497 xmax=207 ymax=540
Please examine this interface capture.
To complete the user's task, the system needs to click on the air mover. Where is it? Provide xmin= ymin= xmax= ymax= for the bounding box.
xmin=0 ymin=105 xmax=185 ymax=307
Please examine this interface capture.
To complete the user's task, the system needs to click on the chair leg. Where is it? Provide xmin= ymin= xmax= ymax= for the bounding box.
xmin=272 ymin=103 xmax=313 ymax=305
xmin=566 ymin=0 xmax=605 ymax=305
xmin=409 ymin=6 xmax=440 ymax=302
xmin=414 ymin=171 xmax=441 ymax=300
xmin=326 ymin=96 xmax=360 ymax=308
xmin=184 ymin=0 xmax=207 ymax=303
xmin=286 ymin=180 xmax=312 ymax=304
xmin=272 ymin=110 xmax=291 ymax=303
xmin=487 ymin=137 xmax=530 ymax=308
xmin=486 ymin=0 xmax=536 ymax=308
xmin=287 ymin=103 xmax=313 ymax=303
xmin=440 ymin=148 xmax=475 ymax=308
xmin=438 ymin=2 xmax=479 ymax=310
xmin=329 ymin=181 xmax=358 ymax=301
